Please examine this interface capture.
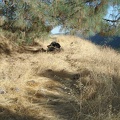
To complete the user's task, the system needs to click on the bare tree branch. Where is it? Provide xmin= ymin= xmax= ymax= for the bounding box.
xmin=103 ymin=17 xmax=120 ymax=23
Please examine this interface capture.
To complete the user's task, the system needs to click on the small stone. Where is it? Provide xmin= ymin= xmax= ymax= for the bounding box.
xmin=0 ymin=89 xmax=6 ymax=94
xmin=26 ymin=80 xmax=39 ymax=87
xmin=10 ymin=87 xmax=20 ymax=92
xmin=72 ymin=74 xmax=80 ymax=80
xmin=0 ymin=108 xmax=4 ymax=113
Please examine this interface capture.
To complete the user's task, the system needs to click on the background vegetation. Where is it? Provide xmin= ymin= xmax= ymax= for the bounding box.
xmin=0 ymin=0 xmax=120 ymax=44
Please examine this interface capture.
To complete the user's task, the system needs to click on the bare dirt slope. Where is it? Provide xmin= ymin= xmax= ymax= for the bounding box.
xmin=0 ymin=35 xmax=120 ymax=120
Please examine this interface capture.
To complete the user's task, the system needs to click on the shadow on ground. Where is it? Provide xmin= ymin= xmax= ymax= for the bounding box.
xmin=26 ymin=69 xmax=82 ymax=120
xmin=0 ymin=106 xmax=41 ymax=120
xmin=31 ymin=68 xmax=98 ymax=120
xmin=24 ymin=68 xmax=120 ymax=120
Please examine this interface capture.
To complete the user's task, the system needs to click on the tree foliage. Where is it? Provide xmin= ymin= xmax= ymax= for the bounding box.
xmin=40 ymin=0 xmax=120 ymax=36
xmin=0 ymin=0 xmax=52 ymax=44
xmin=0 ymin=0 xmax=120 ymax=40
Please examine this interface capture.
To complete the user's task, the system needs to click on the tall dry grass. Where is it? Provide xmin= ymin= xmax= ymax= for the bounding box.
xmin=0 ymin=35 xmax=120 ymax=120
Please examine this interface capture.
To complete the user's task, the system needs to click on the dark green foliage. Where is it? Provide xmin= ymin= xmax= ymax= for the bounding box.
xmin=40 ymin=0 xmax=120 ymax=36
xmin=0 ymin=0 xmax=120 ymax=41
xmin=0 ymin=0 xmax=52 ymax=44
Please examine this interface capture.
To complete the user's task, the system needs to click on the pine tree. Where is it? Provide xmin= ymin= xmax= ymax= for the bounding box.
xmin=40 ymin=0 xmax=120 ymax=36
xmin=0 ymin=0 xmax=120 ymax=40
xmin=1 ymin=0 xmax=52 ymax=44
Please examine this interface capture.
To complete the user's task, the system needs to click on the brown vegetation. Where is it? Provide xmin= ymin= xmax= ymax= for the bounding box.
xmin=0 ymin=35 xmax=120 ymax=120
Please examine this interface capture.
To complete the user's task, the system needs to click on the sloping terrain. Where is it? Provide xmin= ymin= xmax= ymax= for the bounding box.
xmin=0 ymin=35 xmax=120 ymax=120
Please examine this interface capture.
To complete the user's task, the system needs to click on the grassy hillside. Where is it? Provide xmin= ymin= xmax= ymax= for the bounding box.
xmin=0 ymin=35 xmax=120 ymax=120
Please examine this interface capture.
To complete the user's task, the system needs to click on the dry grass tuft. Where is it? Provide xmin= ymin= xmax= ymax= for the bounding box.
xmin=0 ymin=35 xmax=120 ymax=120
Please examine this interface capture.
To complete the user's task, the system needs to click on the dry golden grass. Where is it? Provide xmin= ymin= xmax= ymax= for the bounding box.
xmin=0 ymin=35 xmax=120 ymax=120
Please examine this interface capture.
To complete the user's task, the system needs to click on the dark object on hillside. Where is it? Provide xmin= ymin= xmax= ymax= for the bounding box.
xmin=0 ymin=43 xmax=11 ymax=55
xmin=47 ymin=42 xmax=61 ymax=52
xmin=72 ymin=74 xmax=80 ymax=80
